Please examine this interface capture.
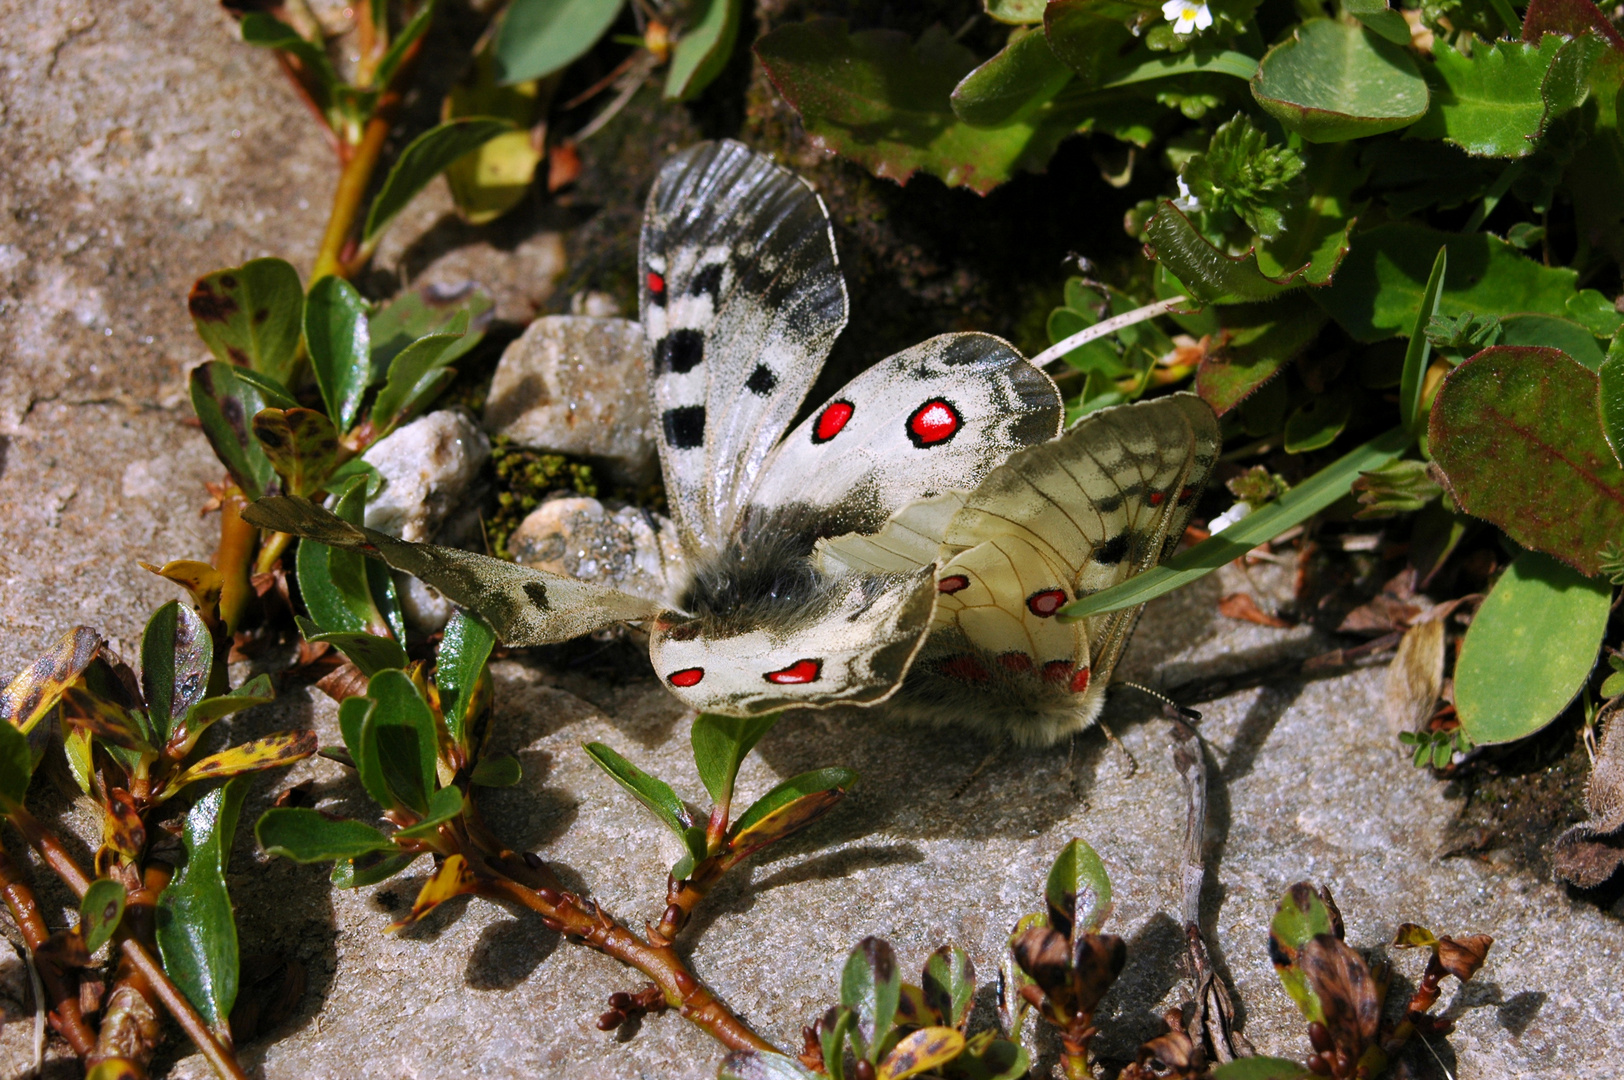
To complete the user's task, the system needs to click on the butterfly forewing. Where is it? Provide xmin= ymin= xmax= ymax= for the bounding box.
xmin=749 ymin=333 xmax=1062 ymax=539
xmin=242 ymin=497 xmax=663 ymax=645
xmin=640 ymin=140 xmax=848 ymax=558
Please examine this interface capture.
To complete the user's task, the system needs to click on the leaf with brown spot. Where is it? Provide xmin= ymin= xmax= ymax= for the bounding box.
xmin=1070 ymin=933 xmax=1126 ymax=1015
xmin=35 ymin=928 xmax=92 ymax=970
xmin=139 ymin=561 xmax=224 ymax=628
xmin=1010 ymin=924 xmax=1072 ymax=996
xmin=1 ymin=625 xmax=103 ymax=738
xmin=1430 ymin=346 xmax=1624 ymax=575
xmin=160 ymin=730 xmax=317 ymax=798
xmin=63 ymin=660 xmax=150 ymax=752
xmin=101 ymin=788 xmax=147 ymax=861
xmin=388 ymin=853 xmax=476 ymax=931
xmin=251 ymin=407 xmax=343 ymax=498
xmin=188 ymin=259 xmax=303 ymax=386
xmin=1391 ymin=923 xmax=1439 ymax=950
xmin=729 ymin=768 xmax=857 ymax=855
xmin=142 ymin=600 xmax=214 ymax=744
xmin=877 ymin=1026 xmax=965 ymax=1080
xmin=189 ymin=361 xmax=297 ymax=500
xmin=1296 ymin=934 xmax=1381 ymax=1058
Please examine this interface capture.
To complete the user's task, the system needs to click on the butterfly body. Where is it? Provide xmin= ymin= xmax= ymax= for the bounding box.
xmin=244 ymin=140 xmax=1219 ymax=746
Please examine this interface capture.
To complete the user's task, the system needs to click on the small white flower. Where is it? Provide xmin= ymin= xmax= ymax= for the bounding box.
xmin=1162 ymin=0 xmax=1214 ymax=34
xmin=1173 ymin=175 xmax=1203 ymax=213
xmin=1209 ymin=501 xmax=1253 ymax=533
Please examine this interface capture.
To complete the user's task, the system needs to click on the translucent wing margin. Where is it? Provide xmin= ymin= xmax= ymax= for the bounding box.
xmin=242 ymin=497 xmax=663 ymax=645
xmin=641 ymin=139 xmax=848 ymax=559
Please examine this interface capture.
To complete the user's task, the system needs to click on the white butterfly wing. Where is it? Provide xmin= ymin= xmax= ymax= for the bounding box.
xmin=648 ymin=566 xmax=937 ymax=717
xmin=242 ymin=497 xmax=663 ymax=645
xmin=749 ymin=333 xmax=1062 ymax=538
xmin=640 ymin=139 xmax=848 ymax=559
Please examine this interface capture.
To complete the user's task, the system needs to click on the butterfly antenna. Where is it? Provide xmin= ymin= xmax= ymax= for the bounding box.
xmin=1118 ymin=682 xmax=1202 ymax=722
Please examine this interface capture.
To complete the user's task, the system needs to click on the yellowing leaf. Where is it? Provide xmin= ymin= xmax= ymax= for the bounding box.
xmin=879 ymin=1026 xmax=965 ymax=1079
xmin=2 ymin=626 xmax=103 ymax=737
xmin=161 ymin=730 xmax=318 ymax=798
xmin=388 ymin=853 xmax=476 ymax=931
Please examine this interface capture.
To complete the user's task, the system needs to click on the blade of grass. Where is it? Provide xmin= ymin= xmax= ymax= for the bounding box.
xmin=1401 ymin=247 xmax=1448 ymax=437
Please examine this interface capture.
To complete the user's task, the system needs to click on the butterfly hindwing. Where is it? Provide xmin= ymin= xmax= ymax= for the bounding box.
xmin=242 ymin=497 xmax=662 ymax=645
xmin=641 ymin=140 xmax=848 ymax=558
xmin=648 ymin=565 xmax=937 ymax=717
xmin=749 ymin=332 xmax=1063 ymax=539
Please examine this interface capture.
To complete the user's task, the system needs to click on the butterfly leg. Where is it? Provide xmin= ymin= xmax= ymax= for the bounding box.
xmin=949 ymin=737 xmax=1010 ymax=800
xmin=1095 ymin=716 xmax=1139 ymax=779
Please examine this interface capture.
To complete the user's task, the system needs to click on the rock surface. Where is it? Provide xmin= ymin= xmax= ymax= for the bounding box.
xmin=508 ymin=496 xmax=682 ymax=603
xmin=484 ymin=315 xmax=657 ymax=485
xmin=1 ymin=1 xmax=1621 ymax=1079
xmin=362 ymin=407 xmax=491 ymax=544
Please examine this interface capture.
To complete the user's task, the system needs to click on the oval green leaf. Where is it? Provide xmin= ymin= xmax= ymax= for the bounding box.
xmin=493 ymin=0 xmax=624 ymax=83
xmin=950 ymin=27 xmax=1073 ymax=128
xmin=1430 ymin=346 xmax=1624 ymax=575
xmin=922 ymin=945 xmax=975 ymax=1030
xmin=842 ymin=937 xmax=901 ymax=1062
xmin=469 ymin=753 xmax=522 ymax=787
xmin=1046 ymin=837 xmax=1112 ymax=936
xmin=256 ymin=807 xmax=397 ymax=862
xmin=141 ymin=600 xmax=214 ymax=743
xmin=666 ymin=0 xmax=741 ymax=101
xmin=437 ymin=610 xmax=496 ymax=748
xmin=362 ymin=119 xmax=516 ymax=247
xmin=0 ymin=708 xmax=37 ymax=805
xmin=1454 ymin=550 xmax=1610 ymax=745
xmin=187 ymin=258 xmax=304 ymax=386
xmin=691 ymin=711 xmax=782 ymax=807
xmin=155 ymin=777 xmax=249 ymax=1030
xmin=582 ymin=741 xmax=692 ymax=837
xmin=303 ymin=275 xmax=371 ymax=432
xmin=1598 ymin=334 xmax=1624 ymax=467
xmin=393 ymin=783 xmax=465 ymax=841
xmin=364 ymin=669 xmax=439 ymax=815
xmin=1252 ymin=20 xmax=1429 ymax=143
xmin=188 ymin=361 xmax=296 ymax=500
xmin=79 ymin=878 xmax=126 ymax=956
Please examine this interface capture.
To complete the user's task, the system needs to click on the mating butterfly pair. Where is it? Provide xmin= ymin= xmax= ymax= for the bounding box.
xmin=245 ymin=140 xmax=1220 ymax=746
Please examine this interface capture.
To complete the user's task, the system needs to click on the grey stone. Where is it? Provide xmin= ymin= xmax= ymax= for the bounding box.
xmin=362 ymin=408 xmax=491 ymax=545
xmin=484 ymin=315 xmax=657 ymax=485
xmin=508 ymin=495 xmax=684 ymax=602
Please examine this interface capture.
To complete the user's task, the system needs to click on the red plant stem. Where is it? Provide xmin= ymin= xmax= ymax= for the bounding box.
xmin=0 ymin=843 xmax=96 ymax=1055
xmin=7 ymin=808 xmax=249 ymax=1080
xmin=654 ymin=849 xmax=744 ymax=944
xmin=475 ymin=875 xmax=775 ymax=1054
xmin=89 ymin=863 xmax=170 ymax=1069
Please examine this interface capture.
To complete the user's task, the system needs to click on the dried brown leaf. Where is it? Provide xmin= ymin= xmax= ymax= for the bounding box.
xmin=1384 ymin=618 xmax=1445 ymax=735
xmin=1297 ymin=935 xmax=1381 ymax=1056
xmin=1218 ymin=593 xmax=1292 ymax=628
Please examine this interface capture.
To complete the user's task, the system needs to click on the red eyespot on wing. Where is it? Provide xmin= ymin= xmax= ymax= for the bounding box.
xmin=647 ymin=272 xmax=666 ymax=294
xmin=1070 ymin=666 xmax=1092 ymax=693
xmin=939 ymin=655 xmax=989 ymax=683
xmin=765 ymin=659 xmax=822 ymax=685
xmin=998 ymin=652 xmax=1033 ymax=672
xmin=667 ymin=667 xmax=704 ymax=688
xmin=907 ymin=399 xmax=961 ymax=448
xmin=938 ymin=574 xmax=969 ymax=594
xmin=1027 ymin=589 xmax=1067 ymax=617
xmin=1149 ymin=491 xmax=1166 ymax=506
xmin=813 ymin=401 xmax=855 ymax=443
xmin=1042 ymin=660 xmax=1074 ymax=685
xmin=1177 ymin=485 xmax=1197 ymax=505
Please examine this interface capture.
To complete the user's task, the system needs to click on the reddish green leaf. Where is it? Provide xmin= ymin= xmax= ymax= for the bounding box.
xmin=756 ymin=19 xmax=1086 ymax=194
xmin=1196 ymin=297 xmax=1327 ymax=414
xmin=187 ymin=258 xmax=304 ymax=386
xmin=729 ymin=767 xmax=857 ymax=852
xmin=1430 ymin=346 xmax=1624 ymax=574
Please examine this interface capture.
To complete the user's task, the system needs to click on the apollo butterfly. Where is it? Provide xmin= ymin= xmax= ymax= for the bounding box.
xmin=244 ymin=141 xmax=1219 ymax=745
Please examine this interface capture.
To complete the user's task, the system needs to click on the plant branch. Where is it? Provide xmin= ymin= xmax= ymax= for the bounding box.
xmin=0 ymin=843 xmax=96 ymax=1055
xmin=475 ymin=875 xmax=775 ymax=1054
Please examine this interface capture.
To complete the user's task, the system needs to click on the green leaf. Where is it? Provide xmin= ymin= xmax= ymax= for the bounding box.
xmin=1209 ymin=1057 xmax=1313 ymax=1080
xmin=1195 ymin=296 xmax=1328 ymax=414
xmin=1500 ymin=314 xmax=1607 ymax=370
xmin=690 ymin=711 xmax=782 ymax=808
xmin=444 ymin=47 xmax=545 ymax=226
xmin=295 ymin=477 xmax=389 ymax=636
xmin=239 ymin=15 xmax=339 ymax=117
xmin=878 ymin=1027 xmax=966 ymax=1080
xmin=188 ymin=362 xmax=296 ymax=500
xmin=1251 ymin=20 xmax=1429 ymax=143
xmin=842 ymin=937 xmax=901 ymax=1063
xmin=339 ymin=693 xmax=390 ymax=812
xmin=470 ymin=754 xmax=522 ymax=787
xmin=1061 ymin=426 xmax=1412 ymax=617
xmin=438 ymin=610 xmax=496 ymax=748
xmin=922 ymin=945 xmax=976 ymax=1030
xmin=1099 ymin=48 xmax=1260 ymax=88
xmin=171 ymin=675 xmax=275 ymax=760
xmin=1146 ymin=202 xmax=1290 ymax=304
xmin=1268 ymin=882 xmax=1334 ymax=1024
xmin=364 ymin=670 xmax=439 ymax=815
xmin=368 ymin=314 xmax=471 ymax=434
xmin=369 ymin=284 xmax=492 ymax=384
xmin=252 ymin=407 xmax=342 ymax=498
xmin=1181 ymin=113 xmax=1304 ymax=240
xmin=1282 ymin=394 xmax=1353 ymax=453
xmin=1345 ymin=0 xmax=1411 ymax=45
xmin=666 ymin=0 xmax=740 ymax=101
xmin=582 ymin=742 xmax=692 ymax=836
xmin=141 ymin=601 xmax=213 ymax=744
xmin=1400 ymin=247 xmax=1448 ymax=438
xmin=362 ymin=119 xmax=516 ymax=247
xmin=187 ymin=258 xmax=305 ymax=386
xmin=1430 ymin=346 xmax=1624 ymax=575
xmin=755 ymin=19 xmax=1090 ymax=194
xmin=374 ymin=0 xmax=436 ymax=90
xmin=1598 ymin=334 xmax=1624 ymax=467
xmin=256 ymin=807 xmax=397 ymax=862
xmin=156 ymin=776 xmax=249 ymax=1031
xmin=1407 ymin=36 xmax=1564 ymax=158
xmin=673 ymin=823 xmax=711 ymax=880
xmin=717 ymin=1051 xmax=825 ymax=1080
xmin=0 ymin=719 xmax=32 ymax=806
xmin=1566 ymin=289 xmax=1624 ymax=338
xmin=303 ymin=276 xmax=371 ymax=432
xmin=79 ymin=878 xmax=126 ymax=955
xmin=986 ymin=0 xmax=1046 ymax=23
xmin=1046 ymin=838 xmax=1112 ymax=936
xmin=393 ymin=784 xmax=464 ymax=840
xmin=951 ymin=27 xmax=1074 ymax=128
xmin=1454 ymin=550 xmax=1610 ymax=745
xmin=729 ymin=767 xmax=858 ymax=848
xmin=1316 ymin=224 xmax=1580 ymax=341
xmin=331 ymin=850 xmax=420 ymax=888
xmin=1042 ymin=0 xmax=1145 ymax=87
xmin=493 ymin=0 xmax=624 ymax=83
xmin=294 ymin=620 xmax=409 ymax=677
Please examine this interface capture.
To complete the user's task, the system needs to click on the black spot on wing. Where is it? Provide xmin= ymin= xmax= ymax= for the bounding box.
xmin=1093 ymin=533 xmax=1130 ymax=565
xmin=745 ymin=364 xmax=778 ymax=396
xmin=522 ymin=582 xmax=547 ymax=607
xmin=655 ymin=329 xmax=704 ymax=375
xmin=689 ymin=262 xmax=724 ymax=303
xmin=662 ymin=406 xmax=706 ymax=450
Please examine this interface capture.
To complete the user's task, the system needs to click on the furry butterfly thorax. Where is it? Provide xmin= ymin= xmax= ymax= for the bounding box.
xmin=244 ymin=140 xmax=1220 ymax=747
